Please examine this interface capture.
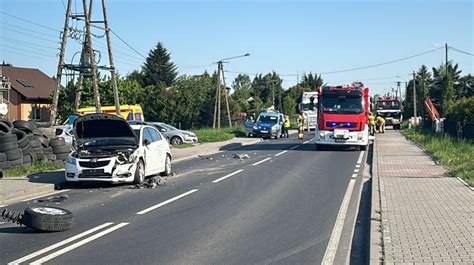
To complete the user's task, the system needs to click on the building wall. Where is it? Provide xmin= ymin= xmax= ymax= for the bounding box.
xmin=19 ymin=103 xmax=51 ymax=122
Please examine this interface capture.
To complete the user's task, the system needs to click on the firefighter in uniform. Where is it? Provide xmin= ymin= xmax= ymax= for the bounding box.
xmin=283 ymin=115 xmax=290 ymax=138
xmin=297 ymin=111 xmax=304 ymax=139
xmin=368 ymin=112 xmax=376 ymax=136
xmin=376 ymin=115 xmax=385 ymax=133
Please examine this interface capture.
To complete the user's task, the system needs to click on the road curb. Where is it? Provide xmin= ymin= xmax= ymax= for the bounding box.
xmin=369 ymin=138 xmax=383 ymax=264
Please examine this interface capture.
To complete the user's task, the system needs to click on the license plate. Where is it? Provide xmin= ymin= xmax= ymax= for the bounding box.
xmin=260 ymin=130 xmax=268 ymax=133
xmin=82 ymin=169 xmax=105 ymax=176
xmin=335 ymin=139 xmax=346 ymax=143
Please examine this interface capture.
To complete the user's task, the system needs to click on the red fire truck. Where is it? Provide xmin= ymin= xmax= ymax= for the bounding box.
xmin=315 ymin=82 xmax=370 ymax=150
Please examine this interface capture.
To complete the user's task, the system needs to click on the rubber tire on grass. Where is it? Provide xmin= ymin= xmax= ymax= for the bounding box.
xmin=36 ymin=154 xmax=48 ymax=162
xmin=32 ymin=147 xmax=44 ymax=154
xmin=25 ymin=133 xmax=33 ymax=141
xmin=53 ymin=145 xmax=71 ymax=154
xmin=0 ymin=122 xmax=12 ymax=135
xmin=30 ymin=152 xmax=37 ymax=163
xmin=23 ymin=155 xmax=32 ymax=164
xmin=30 ymin=140 xmax=41 ymax=148
xmin=0 ymin=134 xmax=17 ymax=144
xmin=10 ymin=158 xmax=23 ymax=167
xmin=0 ymin=153 xmax=6 ymax=162
xmin=12 ymin=128 xmax=27 ymax=142
xmin=21 ymin=144 xmax=32 ymax=155
xmin=0 ymin=161 xmax=11 ymax=169
xmin=44 ymin=146 xmax=53 ymax=154
xmin=46 ymin=154 xmax=56 ymax=161
xmin=55 ymin=153 xmax=69 ymax=161
xmin=22 ymin=206 xmax=73 ymax=232
xmin=49 ymin=138 xmax=66 ymax=147
xmin=22 ymin=162 xmax=32 ymax=167
xmin=0 ymin=119 xmax=14 ymax=130
xmin=13 ymin=120 xmax=36 ymax=131
xmin=36 ymin=135 xmax=50 ymax=148
xmin=32 ymin=128 xmax=42 ymax=136
xmin=18 ymin=138 xmax=30 ymax=149
xmin=6 ymin=148 xmax=22 ymax=161
xmin=0 ymin=142 xmax=19 ymax=152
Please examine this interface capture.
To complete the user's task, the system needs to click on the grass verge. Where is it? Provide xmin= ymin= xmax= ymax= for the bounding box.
xmin=171 ymin=143 xmax=195 ymax=149
xmin=403 ymin=129 xmax=473 ymax=186
xmin=194 ymin=125 xmax=246 ymax=143
xmin=3 ymin=161 xmax=64 ymax=177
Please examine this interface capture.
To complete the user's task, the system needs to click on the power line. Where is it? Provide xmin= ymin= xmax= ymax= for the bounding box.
xmin=110 ymin=29 xmax=147 ymax=60
xmin=0 ymin=10 xmax=60 ymax=32
xmin=448 ymin=46 xmax=474 ymax=57
xmin=1 ymin=36 xmax=58 ymax=50
xmin=0 ymin=21 xmax=60 ymax=39
xmin=0 ymin=27 xmax=60 ymax=44
xmin=0 ymin=44 xmax=56 ymax=58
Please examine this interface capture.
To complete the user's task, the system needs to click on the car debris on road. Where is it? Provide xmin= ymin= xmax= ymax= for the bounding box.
xmin=131 ymin=176 xmax=167 ymax=189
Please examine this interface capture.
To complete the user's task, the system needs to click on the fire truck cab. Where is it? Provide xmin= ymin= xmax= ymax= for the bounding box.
xmin=315 ymin=83 xmax=370 ymax=150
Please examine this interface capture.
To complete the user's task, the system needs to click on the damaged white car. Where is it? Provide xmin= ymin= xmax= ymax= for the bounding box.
xmin=65 ymin=113 xmax=172 ymax=184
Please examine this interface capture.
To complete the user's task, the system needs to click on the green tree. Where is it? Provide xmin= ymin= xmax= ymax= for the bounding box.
xmin=142 ymin=42 xmax=178 ymax=87
xmin=231 ymin=74 xmax=252 ymax=112
xmin=299 ymin=72 xmax=323 ymax=90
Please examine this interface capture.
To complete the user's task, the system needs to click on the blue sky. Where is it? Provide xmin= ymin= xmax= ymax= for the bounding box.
xmin=1 ymin=0 xmax=472 ymax=96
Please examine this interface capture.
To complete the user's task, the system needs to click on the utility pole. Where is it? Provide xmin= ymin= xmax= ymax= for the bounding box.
xmin=212 ymin=53 xmax=250 ymax=128
xmin=396 ymin=81 xmax=401 ymax=99
xmin=413 ymin=71 xmax=417 ymax=126
xmin=50 ymin=0 xmax=121 ymax=125
xmin=445 ymin=43 xmax=448 ymax=78
xmin=278 ymin=85 xmax=282 ymax=112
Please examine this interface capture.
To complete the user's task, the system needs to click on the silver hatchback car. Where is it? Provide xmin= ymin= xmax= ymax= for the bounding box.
xmin=147 ymin=122 xmax=198 ymax=145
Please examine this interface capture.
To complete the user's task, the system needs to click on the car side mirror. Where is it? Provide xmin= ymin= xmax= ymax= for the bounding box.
xmin=143 ymin=139 xmax=151 ymax=146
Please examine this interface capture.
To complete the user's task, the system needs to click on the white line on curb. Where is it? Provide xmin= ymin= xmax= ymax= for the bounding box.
xmin=21 ymin=189 xmax=70 ymax=202
xmin=274 ymin=150 xmax=288 ymax=157
xmin=351 ymin=174 xmax=358 ymax=179
xmin=136 ymin=189 xmax=199 ymax=215
xmin=8 ymin=222 xmax=114 ymax=265
xmin=30 ymin=223 xmax=129 ymax=265
xmin=212 ymin=169 xmax=244 ymax=183
xmin=252 ymin=157 xmax=271 ymax=166
xmin=354 ymin=169 xmax=359 ymax=173
xmin=355 ymin=164 xmax=360 ymax=168
xmin=289 ymin=145 xmax=301 ymax=150
xmin=321 ymin=178 xmax=356 ymax=264
xmin=356 ymin=151 xmax=365 ymax=164
xmin=0 ymin=205 xmax=6 ymax=208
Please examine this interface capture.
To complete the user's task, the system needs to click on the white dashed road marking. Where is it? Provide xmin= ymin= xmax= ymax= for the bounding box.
xmin=212 ymin=169 xmax=244 ymax=183
xmin=8 ymin=222 xmax=115 ymax=265
xmin=136 ymin=189 xmax=199 ymax=215
xmin=29 ymin=223 xmax=129 ymax=265
xmin=274 ymin=150 xmax=288 ymax=157
xmin=356 ymin=151 xmax=365 ymax=164
xmin=252 ymin=157 xmax=271 ymax=166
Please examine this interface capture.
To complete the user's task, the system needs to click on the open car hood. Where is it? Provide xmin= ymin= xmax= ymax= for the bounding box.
xmin=74 ymin=113 xmax=138 ymax=146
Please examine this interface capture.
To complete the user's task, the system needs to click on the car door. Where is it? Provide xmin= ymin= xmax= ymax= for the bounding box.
xmin=142 ymin=127 xmax=158 ymax=175
xmin=149 ymin=127 xmax=167 ymax=172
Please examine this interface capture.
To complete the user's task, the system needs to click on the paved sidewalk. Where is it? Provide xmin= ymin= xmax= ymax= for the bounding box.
xmin=0 ymin=136 xmax=262 ymax=205
xmin=372 ymin=130 xmax=473 ymax=264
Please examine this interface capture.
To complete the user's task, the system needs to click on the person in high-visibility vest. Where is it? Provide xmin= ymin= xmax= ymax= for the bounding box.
xmin=297 ymin=111 xmax=304 ymax=139
xmin=368 ymin=112 xmax=376 ymax=136
xmin=376 ymin=115 xmax=385 ymax=133
xmin=283 ymin=115 xmax=290 ymax=138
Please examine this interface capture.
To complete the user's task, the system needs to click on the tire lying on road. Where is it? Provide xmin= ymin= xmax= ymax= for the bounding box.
xmin=22 ymin=206 xmax=73 ymax=232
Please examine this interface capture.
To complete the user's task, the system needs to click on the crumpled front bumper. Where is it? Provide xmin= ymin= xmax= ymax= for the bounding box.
xmin=65 ymin=156 xmax=137 ymax=183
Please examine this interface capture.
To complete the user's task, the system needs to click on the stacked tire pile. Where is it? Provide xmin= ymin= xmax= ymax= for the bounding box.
xmin=0 ymin=119 xmax=72 ymax=170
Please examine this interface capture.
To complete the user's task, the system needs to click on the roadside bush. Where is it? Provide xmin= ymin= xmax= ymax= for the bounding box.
xmin=446 ymin=96 xmax=474 ymax=124
xmin=194 ymin=125 xmax=245 ymax=143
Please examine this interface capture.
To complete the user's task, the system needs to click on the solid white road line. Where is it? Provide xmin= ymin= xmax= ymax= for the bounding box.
xmin=274 ymin=150 xmax=288 ymax=157
xmin=356 ymin=151 xmax=365 ymax=164
xmin=7 ymin=222 xmax=114 ymax=265
xmin=212 ymin=169 xmax=244 ymax=183
xmin=303 ymin=138 xmax=314 ymax=144
xmin=321 ymin=178 xmax=356 ymax=264
xmin=252 ymin=157 xmax=271 ymax=166
xmin=21 ymin=189 xmax=70 ymax=202
xmin=289 ymin=145 xmax=301 ymax=150
xmin=0 ymin=205 xmax=6 ymax=208
xmin=136 ymin=189 xmax=199 ymax=215
xmin=30 ymin=222 xmax=129 ymax=265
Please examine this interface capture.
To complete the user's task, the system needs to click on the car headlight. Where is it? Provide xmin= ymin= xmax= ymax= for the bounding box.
xmin=319 ymin=132 xmax=325 ymax=139
xmin=357 ymin=133 xmax=363 ymax=140
xmin=66 ymin=155 xmax=76 ymax=165
xmin=253 ymin=125 xmax=258 ymax=130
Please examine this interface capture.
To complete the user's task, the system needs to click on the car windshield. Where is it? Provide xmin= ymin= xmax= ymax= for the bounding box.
xmin=160 ymin=123 xmax=178 ymax=131
xmin=257 ymin=115 xmax=278 ymax=124
xmin=321 ymin=96 xmax=363 ymax=114
xmin=377 ymin=101 xmax=400 ymax=110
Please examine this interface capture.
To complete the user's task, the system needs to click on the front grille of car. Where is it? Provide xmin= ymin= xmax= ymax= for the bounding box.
xmin=79 ymin=160 xmax=110 ymax=168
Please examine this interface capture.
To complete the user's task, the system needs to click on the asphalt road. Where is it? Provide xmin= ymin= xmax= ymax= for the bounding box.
xmin=0 ymin=134 xmax=363 ymax=265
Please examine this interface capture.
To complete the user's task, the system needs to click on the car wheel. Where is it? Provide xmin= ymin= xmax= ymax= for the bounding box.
xmin=171 ymin=136 xmax=183 ymax=145
xmin=161 ymin=155 xmax=171 ymax=176
xmin=22 ymin=206 xmax=73 ymax=232
xmin=133 ymin=160 xmax=145 ymax=184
